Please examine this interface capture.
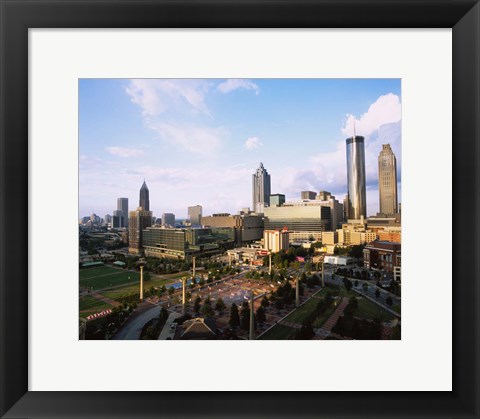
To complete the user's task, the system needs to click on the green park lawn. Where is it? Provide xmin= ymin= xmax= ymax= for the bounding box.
xmin=355 ymin=298 xmax=394 ymax=322
xmin=79 ymin=266 xmax=139 ymax=290
xmin=99 ymin=276 xmax=178 ymax=300
xmin=284 ymin=297 xmax=321 ymax=324
xmin=79 ymin=295 xmax=112 ymax=316
xmin=259 ymin=324 xmax=297 ymax=340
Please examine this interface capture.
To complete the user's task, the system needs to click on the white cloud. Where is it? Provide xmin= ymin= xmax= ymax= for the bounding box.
xmin=147 ymin=121 xmax=225 ymax=155
xmin=276 ymin=93 xmax=402 ymax=216
xmin=342 ymin=93 xmax=401 ymax=137
xmin=217 ymin=79 xmax=259 ymax=95
xmin=125 ymin=79 xmax=212 ymax=116
xmin=105 ymin=146 xmax=144 ymax=158
xmin=244 ymin=136 xmax=263 ymax=150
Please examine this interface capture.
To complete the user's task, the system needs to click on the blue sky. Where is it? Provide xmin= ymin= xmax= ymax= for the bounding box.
xmin=79 ymin=79 xmax=401 ymax=219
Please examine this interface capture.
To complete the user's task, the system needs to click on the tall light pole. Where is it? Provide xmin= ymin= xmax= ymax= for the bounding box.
xmin=269 ymin=253 xmax=272 ymax=276
xmin=192 ymin=256 xmax=196 ymax=279
xmin=182 ymin=276 xmax=187 ymax=316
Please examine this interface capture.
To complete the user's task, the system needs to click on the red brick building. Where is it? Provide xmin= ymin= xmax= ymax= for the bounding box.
xmin=363 ymin=241 xmax=401 ymax=272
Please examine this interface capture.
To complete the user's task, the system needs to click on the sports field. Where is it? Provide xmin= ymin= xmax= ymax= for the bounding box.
xmin=79 ymin=266 xmax=139 ymax=290
xmin=79 ymin=295 xmax=113 ymax=316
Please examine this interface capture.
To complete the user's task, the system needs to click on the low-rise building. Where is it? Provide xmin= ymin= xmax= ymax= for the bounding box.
xmin=363 ymin=241 xmax=401 ymax=272
xmin=322 ymin=231 xmax=338 ymax=245
xmin=142 ymin=226 xmax=235 ymax=260
xmin=201 ymin=213 xmax=264 ymax=245
xmin=264 ymin=229 xmax=289 ymax=252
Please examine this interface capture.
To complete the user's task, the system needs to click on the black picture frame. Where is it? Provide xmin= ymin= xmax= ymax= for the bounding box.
xmin=1 ymin=1 xmax=479 ymax=418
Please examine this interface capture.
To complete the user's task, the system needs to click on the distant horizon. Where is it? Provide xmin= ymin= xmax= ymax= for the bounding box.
xmin=79 ymin=79 xmax=401 ymax=219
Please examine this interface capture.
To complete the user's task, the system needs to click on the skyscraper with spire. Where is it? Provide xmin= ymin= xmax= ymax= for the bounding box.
xmin=345 ymin=129 xmax=367 ymax=220
xmin=252 ymin=162 xmax=271 ymax=213
xmin=378 ymin=144 xmax=398 ymax=216
xmin=139 ymin=180 xmax=149 ymax=211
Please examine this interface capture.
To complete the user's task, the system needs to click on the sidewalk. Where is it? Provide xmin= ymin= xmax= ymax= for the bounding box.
xmin=313 ymin=297 xmax=349 ymax=340
xmin=158 ymin=312 xmax=181 ymax=340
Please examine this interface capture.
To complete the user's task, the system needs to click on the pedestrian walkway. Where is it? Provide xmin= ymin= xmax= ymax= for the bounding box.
xmin=313 ymin=297 xmax=349 ymax=340
xmin=158 ymin=312 xmax=181 ymax=340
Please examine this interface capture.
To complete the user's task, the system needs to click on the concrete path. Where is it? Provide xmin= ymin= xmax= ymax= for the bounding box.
xmin=158 ymin=312 xmax=182 ymax=340
xmin=314 ymin=297 xmax=349 ymax=340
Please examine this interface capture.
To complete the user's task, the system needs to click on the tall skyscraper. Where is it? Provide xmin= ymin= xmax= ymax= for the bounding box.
xmin=252 ymin=162 xmax=271 ymax=213
xmin=188 ymin=205 xmax=202 ymax=225
xmin=346 ymin=134 xmax=367 ymax=220
xmin=139 ymin=180 xmax=150 ymax=211
xmin=378 ymin=144 xmax=398 ymax=216
xmin=117 ymin=197 xmax=129 ymax=227
xmin=128 ymin=207 xmax=153 ymax=254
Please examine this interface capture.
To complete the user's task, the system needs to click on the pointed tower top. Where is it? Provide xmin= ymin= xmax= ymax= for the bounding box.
xmin=141 ymin=180 xmax=149 ymax=190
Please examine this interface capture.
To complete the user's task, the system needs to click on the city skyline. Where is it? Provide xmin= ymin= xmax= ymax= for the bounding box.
xmin=79 ymin=79 xmax=401 ymax=218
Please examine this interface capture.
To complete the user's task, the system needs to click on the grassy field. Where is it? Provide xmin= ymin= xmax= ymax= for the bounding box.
xmin=80 ymin=266 xmax=139 ymax=290
xmin=355 ymin=298 xmax=394 ymax=322
xmin=99 ymin=276 xmax=179 ymax=299
xmin=79 ymin=295 xmax=112 ymax=316
xmin=259 ymin=324 xmax=297 ymax=340
xmin=284 ymin=298 xmax=321 ymax=324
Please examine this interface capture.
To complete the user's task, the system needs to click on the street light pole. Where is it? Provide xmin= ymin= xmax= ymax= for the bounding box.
xmin=182 ymin=276 xmax=187 ymax=316
xmin=269 ymin=253 xmax=272 ymax=276
xmin=139 ymin=265 xmax=144 ymax=301
xmin=192 ymin=256 xmax=196 ymax=279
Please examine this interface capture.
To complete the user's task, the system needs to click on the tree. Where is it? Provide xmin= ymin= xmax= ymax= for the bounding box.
xmin=202 ymin=301 xmax=214 ymax=317
xmin=229 ymin=303 xmax=240 ymax=327
xmin=194 ymin=296 xmax=201 ymax=313
xmin=295 ymin=323 xmax=315 ymax=340
xmin=256 ymin=306 xmax=266 ymax=324
xmin=168 ymin=287 xmax=175 ymax=296
xmin=375 ymin=288 xmax=381 ymax=299
xmin=215 ymin=297 xmax=226 ymax=312
xmin=347 ymin=296 xmax=358 ymax=314
xmin=343 ymin=277 xmax=352 ymax=291
xmin=261 ymin=297 xmax=270 ymax=308
xmin=348 ymin=244 xmax=365 ymax=259
xmin=386 ymin=296 xmax=393 ymax=306
xmin=240 ymin=304 xmax=251 ymax=331
xmin=362 ymin=283 xmax=368 ymax=294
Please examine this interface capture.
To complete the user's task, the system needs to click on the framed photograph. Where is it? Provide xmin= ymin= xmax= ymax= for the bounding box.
xmin=1 ymin=0 xmax=478 ymax=418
